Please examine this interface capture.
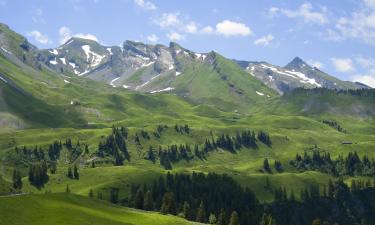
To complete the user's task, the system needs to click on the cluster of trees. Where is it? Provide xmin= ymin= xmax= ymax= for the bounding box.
xmin=322 ymin=120 xmax=346 ymax=133
xmin=153 ymin=125 xmax=168 ymax=138
xmin=28 ymin=161 xmax=49 ymax=188
xmin=262 ymin=158 xmax=283 ymax=173
xmin=12 ymin=169 xmax=22 ymax=190
xmin=267 ymin=179 xmax=375 ymax=225
xmin=290 ymin=87 xmax=375 ymax=98
xmin=67 ymin=164 xmax=79 ymax=180
xmin=290 ymin=150 xmax=375 ymax=176
xmin=65 ymin=138 xmax=88 ymax=162
xmin=97 ymin=126 xmax=130 ymax=166
xmin=144 ymin=130 xmax=271 ymax=170
xmin=126 ymin=172 xmax=262 ymax=225
xmin=174 ymin=124 xmax=190 ymax=134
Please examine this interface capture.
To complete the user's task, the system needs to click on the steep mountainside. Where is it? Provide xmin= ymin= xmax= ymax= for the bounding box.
xmin=235 ymin=57 xmax=366 ymax=94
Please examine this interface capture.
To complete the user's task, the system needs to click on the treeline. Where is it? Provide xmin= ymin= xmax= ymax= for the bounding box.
xmin=97 ymin=126 xmax=130 ymax=165
xmin=95 ymin=172 xmax=375 ymax=225
xmin=322 ymin=119 xmax=346 ymax=133
xmin=11 ymin=138 xmax=87 ymax=188
xmin=290 ymin=150 xmax=375 ymax=176
xmin=266 ymin=179 xmax=375 ymax=225
xmin=127 ymin=172 xmax=262 ymax=225
xmin=145 ymin=130 xmax=271 ymax=170
xmin=28 ymin=161 xmax=49 ymax=188
xmin=290 ymin=87 xmax=375 ymax=98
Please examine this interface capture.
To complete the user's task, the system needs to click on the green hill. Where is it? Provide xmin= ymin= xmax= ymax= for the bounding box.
xmin=0 ymin=193 xmax=194 ymax=225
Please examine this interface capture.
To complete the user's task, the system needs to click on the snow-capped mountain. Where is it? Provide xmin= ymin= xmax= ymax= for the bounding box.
xmin=39 ymin=38 xmax=209 ymax=93
xmin=0 ymin=22 xmax=368 ymax=97
xmin=235 ymin=57 xmax=366 ymax=94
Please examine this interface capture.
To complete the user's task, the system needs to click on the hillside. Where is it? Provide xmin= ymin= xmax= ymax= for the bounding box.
xmin=0 ymin=21 xmax=375 ymax=225
xmin=235 ymin=57 xmax=365 ymax=94
xmin=0 ymin=193 xmax=194 ymax=225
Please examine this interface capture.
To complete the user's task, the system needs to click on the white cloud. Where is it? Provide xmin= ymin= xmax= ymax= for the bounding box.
xmin=351 ymin=71 xmax=375 ymax=87
xmin=27 ymin=30 xmax=50 ymax=44
xmin=253 ymin=34 xmax=274 ymax=46
xmin=147 ymin=34 xmax=158 ymax=43
xmin=134 ymin=0 xmax=157 ymax=11
xmin=200 ymin=26 xmax=214 ymax=34
xmin=58 ymin=26 xmax=98 ymax=44
xmin=167 ymin=31 xmax=184 ymax=41
xmin=268 ymin=7 xmax=279 ymax=17
xmin=356 ymin=56 xmax=375 ymax=68
xmin=215 ymin=20 xmax=252 ymax=37
xmin=331 ymin=58 xmax=355 ymax=73
xmin=324 ymin=0 xmax=375 ymax=45
xmin=185 ymin=22 xmax=198 ymax=34
xmin=307 ymin=60 xmax=324 ymax=69
xmin=31 ymin=7 xmax=45 ymax=23
xmin=154 ymin=12 xmax=181 ymax=28
xmin=275 ymin=3 xmax=329 ymax=25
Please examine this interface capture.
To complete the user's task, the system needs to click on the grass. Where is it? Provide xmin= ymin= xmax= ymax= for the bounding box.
xmin=0 ymin=38 xmax=375 ymax=223
xmin=0 ymin=193 xmax=194 ymax=225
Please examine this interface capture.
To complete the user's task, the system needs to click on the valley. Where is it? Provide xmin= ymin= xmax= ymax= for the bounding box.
xmin=0 ymin=21 xmax=374 ymax=225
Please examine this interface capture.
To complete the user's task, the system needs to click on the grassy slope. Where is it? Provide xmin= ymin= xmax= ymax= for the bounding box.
xmin=0 ymin=193 xmax=194 ymax=225
xmin=0 ymin=38 xmax=375 ymax=210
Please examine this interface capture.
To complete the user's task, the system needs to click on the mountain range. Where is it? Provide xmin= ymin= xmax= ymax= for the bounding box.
xmin=0 ymin=23 xmax=368 ymax=99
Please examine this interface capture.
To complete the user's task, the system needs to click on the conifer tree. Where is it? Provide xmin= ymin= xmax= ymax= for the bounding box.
xmin=196 ymin=201 xmax=206 ymax=223
xmin=229 ymin=211 xmax=239 ymax=225
xmin=12 ymin=169 xmax=22 ymax=190
xmin=89 ymin=189 xmax=94 ymax=198
xmin=143 ymin=190 xmax=153 ymax=210
xmin=73 ymin=165 xmax=79 ymax=180
xmin=182 ymin=201 xmax=191 ymax=220
xmin=217 ymin=209 xmax=226 ymax=225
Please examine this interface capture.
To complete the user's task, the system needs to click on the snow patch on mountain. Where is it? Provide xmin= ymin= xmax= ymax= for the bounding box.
xmin=150 ymin=87 xmax=174 ymax=93
xmin=110 ymin=77 xmax=120 ymax=87
xmin=140 ymin=61 xmax=154 ymax=68
xmin=134 ymin=53 xmax=150 ymax=61
xmin=49 ymin=58 xmax=58 ymax=65
xmin=60 ymin=58 xmax=66 ymax=65
xmin=81 ymin=45 xmax=105 ymax=67
xmin=168 ymin=65 xmax=174 ymax=70
xmin=107 ymin=48 xmax=113 ymax=55
xmin=79 ymin=70 xmax=90 ymax=76
xmin=176 ymin=71 xmax=181 ymax=76
xmin=256 ymin=91 xmax=264 ymax=96
xmin=64 ymin=79 xmax=70 ymax=84
xmin=1 ymin=47 xmax=12 ymax=54
xmin=285 ymin=70 xmax=322 ymax=87
xmin=123 ymin=84 xmax=131 ymax=89
xmin=49 ymin=49 xmax=58 ymax=55
xmin=0 ymin=76 xmax=7 ymax=83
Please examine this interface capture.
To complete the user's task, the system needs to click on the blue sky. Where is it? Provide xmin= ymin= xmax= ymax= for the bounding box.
xmin=0 ymin=0 xmax=375 ymax=87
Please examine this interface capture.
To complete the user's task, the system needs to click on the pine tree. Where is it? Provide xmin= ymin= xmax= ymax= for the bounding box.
xmin=110 ymin=188 xmax=119 ymax=204
xmin=143 ymin=190 xmax=153 ymax=210
xmin=196 ymin=201 xmax=206 ymax=223
xmin=229 ymin=211 xmax=239 ymax=225
xmin=160 ymin=192 xmax=176 ymax=215
xmin=182 ymin=201 xmax=191 ymax=220
xmin=12 ymin=169 xmax=22 ymax=190
xmin=263 ymin=158 xmax=272 ymax=173
xmin=260 ymin=213 xmax=275 ymax=225
xmin=209 ymin=213 xmax=217 ymax=224
xmin=67 ymin=167 xmax=73 ymax=179
xmin=217 ymin=209 xmax=226 ymax=225
xmin=134 ymin=189 xmax=144 ymax=209
xmin=89 ymin=189 xmax=94 ymax=198
xmin=73 ymin=165 xmax=79 ymax=180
